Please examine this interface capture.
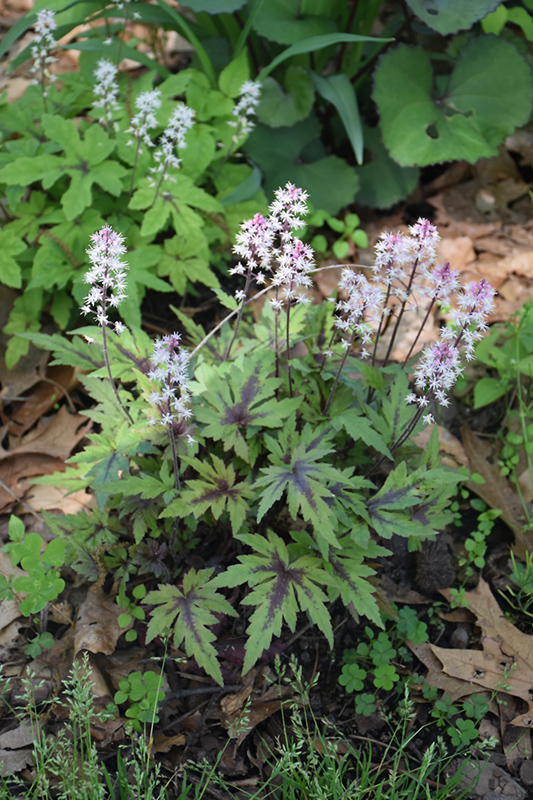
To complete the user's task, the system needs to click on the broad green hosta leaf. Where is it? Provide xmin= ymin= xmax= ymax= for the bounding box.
xmin=406 ymin=0 xmax=502 ymax=35
xmin=356 ymin=127 xmax=419 ymax=209
xmin=212 ymin=531 xmax=333 ymax=675
xmin=218 ymin=48 xmax=250 ymax=97
xmin=251 ymin=0 xmax=336 ymax=44
xmin=192 ymin=354 xmax=301 ymax=463
xmin=374 ymin=37 xmax=533 ymax=167
xmin=244 ymin=118 xmax=358 ymax=216
xmin=182 ymin=0 xmax=246 ymax=11
xmin=143 ymin=568 xmax=237 ymax=685
xmin=161 ymin=455 xmax=253 ymax=534
xmin=257 ymin=67 xmax=315 ymax=128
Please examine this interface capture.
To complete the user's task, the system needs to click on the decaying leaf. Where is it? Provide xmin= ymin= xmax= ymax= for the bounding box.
xmin=431 ymin=579 xmax=533 ymax=727
xmin=461 ymin=426 xmax=533 ymax=560
xmin=74 ymin=589 xmax=127 ymax=656
xmin=220 ymin=668 xmax=294 ymax=746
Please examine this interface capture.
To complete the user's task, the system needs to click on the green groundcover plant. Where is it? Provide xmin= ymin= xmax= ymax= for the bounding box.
xmin=4 ymin=0 xmax=533 ymax=220
xmin=3 ymin=179 xmax=496 ymax=686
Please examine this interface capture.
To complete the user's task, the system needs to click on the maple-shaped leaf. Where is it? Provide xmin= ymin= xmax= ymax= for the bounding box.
xmin=212 ymin=531 xmax=333 ymax=675
xmin=192 ymin=352 xmax=301 ymax=463
xmin=143 ymin=568 xmax=237 ymax=686
xmin=254 ymin=417 xmax=350 ymax=552
xmin=327 ymin=540 xmax=387 ymax=627
xmin=130 ymin=174 xmax=222 ymax=239
xmin=0 ymin=115 xmax=126 ymax=220
xmin=365 ymin=462 xmax=458 ymax=541
xmin=431 ymin=579 xmax=533 ymax=727
xmin=160 ymin=454 xmax=253 ymax=534
xmin=328 ymin=385 xmax=391 ymax=459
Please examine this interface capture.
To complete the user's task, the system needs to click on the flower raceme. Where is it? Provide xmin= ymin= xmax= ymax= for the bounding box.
xmin=127 ymin=89 xmax=162 ymax=148
xmin=93 ymin=59 xmax=120 ymax=124
xmin=407 ymin=278 xmax=495 ymax=420
xmin=30 ymin=9 xmax=58 ymax=93
xmin=81 ymin=225 xmax=128 ymax=334
xmin=227 ymin=196 xmax=494 ymax=419
xmin=149 ymin=103 xmax=195 ymax=188
xmin=228 ymin=80 xmax=262 ymax=140
xmin=147 ymin=333 xmax=193 ymax=438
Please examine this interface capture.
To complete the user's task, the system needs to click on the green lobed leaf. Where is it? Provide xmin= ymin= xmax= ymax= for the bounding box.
xmin=143 ymin=568 xmax=237 ymax=685
xmin=213 ymin=531 xmax=333 ymax=674
xmin=161 ymin=455 xmax=253 ymax=534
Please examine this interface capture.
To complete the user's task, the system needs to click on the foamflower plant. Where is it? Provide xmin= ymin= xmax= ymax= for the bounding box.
xmin=29 ymin=186 xmax=494 ymax=686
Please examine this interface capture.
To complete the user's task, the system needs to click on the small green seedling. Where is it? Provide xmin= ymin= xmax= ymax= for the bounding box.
xmin=114 ymin=670 xmax=165 ymax=732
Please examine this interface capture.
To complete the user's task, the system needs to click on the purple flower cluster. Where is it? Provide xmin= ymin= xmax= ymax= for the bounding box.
xmin=230 ymin=182 xmax=313 ymax=309
xmin=81 ymin=225 xmax=128 ymax=334
xmin=407 ymin=277 xmax=495 ymax=418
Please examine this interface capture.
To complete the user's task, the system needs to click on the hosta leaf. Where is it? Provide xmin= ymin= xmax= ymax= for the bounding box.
xmin=251 ymin=0 xmax=336 ymax=45
xmin=257 ymin=67 xmax=314 ymax=128
xmin=374 ymin=37 xmax=533 ymax=167
xmin=356 ymin=127 xmax=419 ymax=209
xmin=406 ymin=0 xmax=501 ymax=35
xmin=244 ymin=118 xmax=359 ymax=216
xmin=183 ymin=0 xmax=246 ymax=11
xmin=213 ymin=531 xmax=333 ymax=674
xmin=144 ymin=568 xmax=237 ymax=685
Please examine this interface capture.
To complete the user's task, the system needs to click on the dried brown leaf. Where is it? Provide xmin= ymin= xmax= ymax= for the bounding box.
xmin=432 ymin=579 xmax=533 ymax=727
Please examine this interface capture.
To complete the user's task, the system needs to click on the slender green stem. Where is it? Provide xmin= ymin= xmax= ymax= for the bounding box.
xmin=323 ymin=331 xmax=355 ymax=415
xmin=168 ymin=426 xmax=180 ymax=494
xmin=129 ymin=140 xmax=142 ymax=197
xmin=102 ymin=323 xmax=133 ymax=424
xmin=274 ymin=288 xmax=280 ymax=380
xmin=381 ymin=257 xmax=420 ymax=369
xmin=286 ymin=296 xmax=293 ymax=397
xmin=402 ymin=296 xmax=436 ymax=367
xmin=190 ymin=265 xmax=360 ymax=360
xmin=224 ymin=271 xmax=252 ymax=360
